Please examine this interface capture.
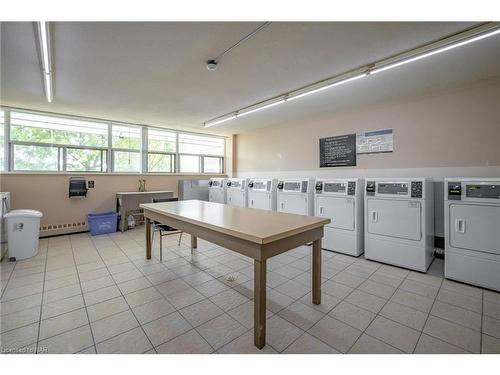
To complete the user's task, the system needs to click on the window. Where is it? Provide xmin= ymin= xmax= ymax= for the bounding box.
xmin=203 ymin=156 xmax=223 ymax=173
xmin=179 ymin=155 xmax=200 ymax=173
xmin=147 ymin=128 xmax=176 ymax=172
xmin=0 ymin=110 xmax=4 ymax=169
xmin=111 ymin=124 xmax=141 ymax=172
xmin=178 ymin=133 xmax=224 ymax=174
xmin=10 ymin=111 xmax=108 ymax=172
xmin=2 ymin=108 xmax=225 ymax=174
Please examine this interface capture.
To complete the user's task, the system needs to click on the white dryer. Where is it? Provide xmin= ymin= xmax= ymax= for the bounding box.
xmin=226 ymin=178 xmax=249 ymax=207
xmin=315 ymin=179 xmax=364 ymax=256
xmin=277 ymin=178 xmax=314 ymax=216
xmin=364 ymin=178 xmax=434 ymax=272
xmin=445 ymin=178 xmax=500 ymax=291
xmin=248 ymin=179 xmax=277 ymax=211
xmin=208 ymin=178 xmax=227 ymax=204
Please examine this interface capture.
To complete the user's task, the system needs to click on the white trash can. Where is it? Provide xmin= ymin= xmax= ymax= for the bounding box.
xmin=4 ymin=209 xmax=43 ymax=261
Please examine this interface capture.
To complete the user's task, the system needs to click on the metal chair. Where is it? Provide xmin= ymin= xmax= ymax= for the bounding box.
xmin=151 ymin=197 xmax=182 ymax=261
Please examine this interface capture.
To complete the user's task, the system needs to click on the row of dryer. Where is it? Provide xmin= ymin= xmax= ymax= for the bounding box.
xmin=208 ymin=177 xmax=500 ymax=291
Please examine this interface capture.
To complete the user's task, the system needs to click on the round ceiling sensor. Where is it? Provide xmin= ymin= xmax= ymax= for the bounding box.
xmin=206 ymin=60 xmax=218 ymax=71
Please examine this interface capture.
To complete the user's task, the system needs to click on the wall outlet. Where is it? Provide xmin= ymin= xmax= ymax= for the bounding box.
xmin=88 ymin=181 xmax=95 ymax=188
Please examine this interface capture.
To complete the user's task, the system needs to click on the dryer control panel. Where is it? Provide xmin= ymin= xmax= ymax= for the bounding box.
xmin=278 ymin=179 xmax=310 ymax=193
xmin=367 ymin=179 xmax=426 ymax=199
xmin=447 ymin=180 xmax=500 ymax=201
xmin=315 ymin=179 xmax=358 ymax=196
xmin=227 ymin=179 xmax=246 ymax=190
xmin=209 ymin=178 xmax=225 ymax=188
xmin=249 ymin=179 xmax=272 ymax=192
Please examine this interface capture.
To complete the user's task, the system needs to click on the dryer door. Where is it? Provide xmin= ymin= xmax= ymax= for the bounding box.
xmin=249 ymin=192 xmax=271 ymax=211
xmin=449 ymin=204 xmax=500 ymax=255
xmin=316 ymin=196 xmax=355 ymax=231
xmin=367 ymin=199 xmax=422 ymax=241
xmin=209 ymin=189 xmax=225 ymax=204
xmin=227 ymin=191 xmax=246 ymax=207
xmin=278 ymin=194 xmax=306 ymax=215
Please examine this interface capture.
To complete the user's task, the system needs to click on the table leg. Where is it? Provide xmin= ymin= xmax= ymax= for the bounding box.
xmin=191 ymin=235 xmax=197 ymax=251
xmin=312 ymin=238 xmax=321 ymax=305
xmin=254 ymin=259 xmax=267 ymax=349
xmin=146 ymin=217 xmax=152 ymax=260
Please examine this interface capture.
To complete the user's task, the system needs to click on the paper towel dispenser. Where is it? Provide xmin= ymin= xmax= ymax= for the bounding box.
xmin=69 ymin=177 xmax=88 ymax=198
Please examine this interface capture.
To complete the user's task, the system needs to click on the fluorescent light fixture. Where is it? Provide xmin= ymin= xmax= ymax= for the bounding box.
xmin=204 ymin=115 xmax=237 ymax=128
xmin=44 ymin=74 xmax=53 ymax=103
xmin=36 ymin=21 xmax=53 ymax=103
xmin=288 ymin=73 xmax=368 ymax=102
xmin=203 ymin=23 xmax=500 ymax=127
xmin=372 ymin=28 xmax=500 ymax=75
xmin=237 ymin=99 xmax=286 ymax=117
xmin=39 ymin=21 xmax=50 ymax=74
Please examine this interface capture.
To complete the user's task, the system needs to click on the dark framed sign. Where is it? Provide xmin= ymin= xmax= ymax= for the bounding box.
xmin=319 ymin=133 xmax=357 ymax=167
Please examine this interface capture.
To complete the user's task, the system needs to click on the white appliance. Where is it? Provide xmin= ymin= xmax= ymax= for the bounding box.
xmin=277 ymin=178 xmax=314 ymax=216
xmin=178 ymin=180 xmax=209 ymax=201
xmin=248 ymin=178 xmax=278 ymax=211
xmin=208 ymin=178 xmax=227 ymax=204
xmin=0 ymin=192 xmax=11 ymax=260
xmin=315 ymin=179 xmax=364 ymax=256
xmin=444 ymin=178 xmax=500 ymax=291
xmin=226 ymin=178 xmax=249 ymax=207
xmin=364 ymin=178 xmax=434 ymax=272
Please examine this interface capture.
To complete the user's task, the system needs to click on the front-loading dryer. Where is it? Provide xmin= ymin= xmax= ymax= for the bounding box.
xmin=226 ymin=178 xmax=249 ymax=207
xmin=315 ymin=178 xmax=364 ymax=256
xmin=445 ymin=178 xmax=500 ymax=291
xmin=364 ymin=178 xmax=434 ymax=272
xmin=277 ymin=178 xmax=314 ymax=216
xmin=208 ymin=178 xmax=227 ymax=204
xmin=248 ymin=179 xmax=277 ymax=211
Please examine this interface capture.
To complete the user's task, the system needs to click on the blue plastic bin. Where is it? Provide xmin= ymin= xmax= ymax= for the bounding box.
xmin=87 ymin=212 xmax=118 ymax=236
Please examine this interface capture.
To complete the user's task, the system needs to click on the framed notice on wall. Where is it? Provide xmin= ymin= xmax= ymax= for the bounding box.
xmin=356 ymin=128 xmax=394 ymax=154
xmin=319 ymin=133 xmax=356 ymax=167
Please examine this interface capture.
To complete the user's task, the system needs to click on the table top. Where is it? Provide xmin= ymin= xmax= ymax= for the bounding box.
xmin=140 ymin=200 xmax=330 ymax=245
xmin=116 ymin=191 xmax=173 ymax=196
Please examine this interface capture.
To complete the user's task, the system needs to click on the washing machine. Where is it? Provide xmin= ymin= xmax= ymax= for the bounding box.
xmin=364 ymin=178 xmax=434 ymax=272
xmin=208 ymin=178 xmax=227 ymax=204
xmin=277 ymin=178 xmax=314 ymax=216
xmin=226 ymin=178 xmax=249 ymax=207
xmin=445 ymin=178 xmax=500 ymax=291
xmin=248 ymin=178 xmax=277 ymax=211
xmin=315 ymin=179 xmax=364 ymax=256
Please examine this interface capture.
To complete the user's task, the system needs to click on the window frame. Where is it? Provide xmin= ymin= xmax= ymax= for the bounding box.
xmin=2 ymin=107 xmax=225 ymax=174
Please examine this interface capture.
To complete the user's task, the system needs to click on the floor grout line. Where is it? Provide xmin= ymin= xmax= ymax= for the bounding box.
xmin=34 ymin=240 xmax=50 ymax=353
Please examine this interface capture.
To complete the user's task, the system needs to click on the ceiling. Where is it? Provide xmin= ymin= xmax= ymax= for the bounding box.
xmin=1 ymin=22 xmax=499 ymax=135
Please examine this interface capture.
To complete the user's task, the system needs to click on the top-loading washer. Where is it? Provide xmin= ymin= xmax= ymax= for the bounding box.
xmin=277 ymin=178 xmax=314 ymax=216
xmin=445 ymin=178 xmax=500 ymax=291
xmin=248 ymin=178 xmax=277 ymax=211
xmin=208 ymin=178 xmax=227 ymax=204
xmin=364 ymin=178 xmax=434 ymax=272
xmin=226 ymin=178 xmax=249 ymax=207
xmin=315 ymin=178 xmax=364 ymax=256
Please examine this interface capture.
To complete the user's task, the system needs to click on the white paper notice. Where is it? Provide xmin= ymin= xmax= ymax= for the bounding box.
xmin=356 ymin=129 xmax=393 ymax=154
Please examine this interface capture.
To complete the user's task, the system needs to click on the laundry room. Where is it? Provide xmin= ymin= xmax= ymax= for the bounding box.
xmin=1 ymin=1 xmax=500 ymax=371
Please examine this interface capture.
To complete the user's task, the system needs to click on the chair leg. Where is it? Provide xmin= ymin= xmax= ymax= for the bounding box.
xmin=159 ymin=232 xmax=163 ymax=262
xmin=178 ymin=232 xmax=182 ymax=246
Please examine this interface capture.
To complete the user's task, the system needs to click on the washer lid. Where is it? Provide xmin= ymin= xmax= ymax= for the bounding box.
xmin=4 ymin=209 xmax=43 ymax=219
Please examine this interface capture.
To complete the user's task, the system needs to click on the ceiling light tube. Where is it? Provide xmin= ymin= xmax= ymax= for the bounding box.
xmin=204 ymin=115 xmax=237 ymax=128
xmin=38 ymin=21 xmax=51 ymax=74
xmin=237 ymin=99 xmax=286 ymax=118
xmin=287 ymin=73 xmax=368 ymax=102
xmin=371 ymin=27 xmax=500 ymax=75
xmin=44 ymin=74 xmax=53 ymax=103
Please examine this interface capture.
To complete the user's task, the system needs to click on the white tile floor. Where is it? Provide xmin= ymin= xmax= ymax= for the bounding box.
xmin=1 ymin=227 xmax=500 ymax=354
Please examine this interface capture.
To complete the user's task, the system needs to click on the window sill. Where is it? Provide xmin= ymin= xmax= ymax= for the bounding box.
xmin=0 ymin=171 xmax=227 ymax=177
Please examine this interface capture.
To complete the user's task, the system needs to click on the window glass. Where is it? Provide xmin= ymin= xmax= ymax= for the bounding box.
xmin=0 ymin=110 xmax=4 ymax=169
xmin=179 ymin=155 xmax=200 ymax=173
xmin=13 ymin=144 xmax=59 ymax=171
xmin=10 ymin=111 xmax=108 ymax=147
xmin=148 ymin=153 xmax=174 ymax=173
xmin=178 ymin=133 xmax=224 ymax=156
xmin=112 ymin=124 xmax=141 ymax=150
xmin=66 ymin=148 xmax=106 ymax=172
xmin=203 ymin=156 xmax=222 ymax=173
xmin=113 ymin=151 xmax=140 ymax=172
xmin=148 ymin=129 xmax=176 ymax=153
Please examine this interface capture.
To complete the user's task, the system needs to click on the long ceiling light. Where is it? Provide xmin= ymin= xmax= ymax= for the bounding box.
xmin=204 ymin=22 xmax=500 ymax=128
xmin=36 ymin=21 xmax=53 ymax=103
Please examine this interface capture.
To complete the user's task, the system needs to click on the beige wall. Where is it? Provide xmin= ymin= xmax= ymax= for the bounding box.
xmin=235 ymin=79 xmax=500 ymax=173
xmin=0 ymin=173 xmax=224 ymax=236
